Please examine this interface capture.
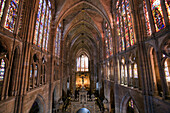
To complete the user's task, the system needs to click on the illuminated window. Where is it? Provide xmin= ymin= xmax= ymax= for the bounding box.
xmin=29 ymin=64 xmax=33 ymax=88
xmin=33 ymin=0 xmax=51 ymax=51
xmin=164 ymin=58 xmax=170 ymax=82
xmin=4 ymin=0 xmax=20 ymax=31
xmin=165 ymin=0 xmax=170 ymax=23
xmin=116 ymin=0 xmax=135 ymax=52
xmin=55 ymin=24 xmax=62 ymax=57
xmin=30 ymin=65 xmax=33 ymax=78
xmin=77 ymin=55 xmax=89 ymax=72
xmin=143 ymin=0 xmax=152 ymax=36
xmin=0 ymin=0 xmax=6 ymax=20
xmin=125 ymin=65 xmax=127 ymax=84
xmin=0 ymin=59 xmax=5 ymax=82
xmin=121 ymin=58 xmax=126 ymax=84
xmin=104 ymin=22 xmax=113 ymax=58
xmin=34 ymin=64 xmax=38 ymax=85
xmin=134 ymin=63 xmax=138 ymax=78
xmin=128 ymin=99 xmax=134 ymax=108
xmin=129 ymin=64 xmax=133 ymax=86
xmin=150 ymin=0 xmax=165 ymax=32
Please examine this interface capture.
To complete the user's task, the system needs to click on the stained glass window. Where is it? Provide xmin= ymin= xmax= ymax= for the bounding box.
xmin=57 ymin=31 xmax=61 ymax=57
xmin=129 ymin=65 xmax=132 ymax=78
xmin=84 ymin=56 xmax=88 ymax=71
xmin=34 ymin=65 xmax=38 ymax=78
xmin=105 ymin=23 xmax=109 ymax=58
xmin=121 ymin=65 xmax=124 ymax=84
xmin=150 ymin=0 xmax=165 ymax=32
xmin=134 ymin=63 xmax=138 ymax=78
xmin=108 ymin=29 xmax=113 ymax=56
xmin=129 ymin=64 xmax=133 ymax=86
xmin=125 ymin=65 xmax=127 ymax=84
xmin=55 ymin=27 xmax=59 ymax=56
xmin=38 ymin=0 xmax=46 ymax=47
xmin=4 ymin=0 xmax=20 ymax=31
xmin=30 ymin=65 xmax=32 ymax=78
xmin=34 ymin=64 xmax=38 ymax=85
xmin=77 ymin=57 xmax=81 ymax=71
xmin=164 ymin=59 xmax=170 ymax=82
xmin=116 ymin=13 xmax=122 ymax=51
xmin=77 ymin=55 xmax=89 ymax=72
xmin=33 ymin=0 xmax=43 ymax=45
xmin=55 ymin=24 xmax=61 ymax=57
xmin=116 ymin=0 xmax=135 ymax=52
xmin=104 ymin=22 xmax=113 ymax=58
xmin=46 ymin=9 xmax=51 ymax=51
xmin=105 ymin=37 xmax=109 ymax=58
xmin=33 ymin=0 xmax=51 ymax=51
xmin=0 ymin=0 xmax=6 ymax=20
xmin=128 ymin=99 xmax=134 ymax=108
xmin=165 ymin=0 xmax=170 ymax=23
xmin=121 ymin=59 xmax=125 ymax=84
xmin=143 ymin=0 xmax=152 ymax=36
xmin=0 ymin=59 xmax=5 ymax=82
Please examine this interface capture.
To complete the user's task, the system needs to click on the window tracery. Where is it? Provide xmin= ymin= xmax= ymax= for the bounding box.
xmin=116 ymin=0 xmax=135 ymax=52
xmin=77 ymin=55 xmax=89 ymax=72
xmin=33 ymin=0 xmax=51 ymax=51
xmin=55 ymin=24 xmax=62 ymax=57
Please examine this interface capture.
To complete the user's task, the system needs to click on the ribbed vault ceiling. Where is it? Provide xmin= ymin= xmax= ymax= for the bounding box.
xmin=52 ymin=0 xmax=113 ymax=59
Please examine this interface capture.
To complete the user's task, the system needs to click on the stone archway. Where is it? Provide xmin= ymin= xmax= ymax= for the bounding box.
xmin=29 ymin=95 xmax=46 ymax=113
xmin=120 ymin=93 xmax=139 ymax=113
xmin=52 ymin=83 xmax=61 ymax=112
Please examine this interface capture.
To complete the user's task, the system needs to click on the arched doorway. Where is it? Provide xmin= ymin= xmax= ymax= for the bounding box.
xmin=29 ymin=96 xmax=45 ymax=113
xmin=77 ymin=108 xmax=90 ymax=113
xmin=29 ymin=101 xmax=39 ymax=113
xmin=52 ymin=84 xmax=61 ymax=112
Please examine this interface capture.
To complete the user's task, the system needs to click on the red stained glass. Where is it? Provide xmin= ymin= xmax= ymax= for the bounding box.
xmin=150 ymin=0 xmax=165 ymax=32
xmin=143 ymin=0 xmax=152 ymax=36
xmin=33 ymin=0 xmax=43 ymax=45
xmin=5 ymin=0 xmax=20 ymax=31
xmin=38 ymin=0 xmax=46 ymax=47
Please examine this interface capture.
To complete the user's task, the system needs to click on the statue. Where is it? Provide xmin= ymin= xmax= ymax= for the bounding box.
xmin=80 ymin=75 xmax=86 ymax=89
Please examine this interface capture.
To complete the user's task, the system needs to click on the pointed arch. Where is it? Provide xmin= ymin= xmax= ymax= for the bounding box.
xmin=29 ymin=94 xmax=46 ymax=113
xmin=120 ymin=93 xmax=139 ymax=113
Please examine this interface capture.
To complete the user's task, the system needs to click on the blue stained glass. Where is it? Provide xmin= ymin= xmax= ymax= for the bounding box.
xmin=45 ymin=10 xmax=51 ymax=51
xmin=42 ymin=6 xmax=49 ymax=50
xmin=33 ymin=0 xmax=43 ymax=45
xmin=30 ymin=65 xmax=32 ymax=78
xmin=150 ymin=0 xmax=165 ymax=32
xmin=5 ymin=0 xmax=20 ymax=31
xmin=38 ymin=0 xmax=46 ymax=47
xmin=57 ymin=31 xmax=61 ymax=57
xmin=48 ymin=0 xmax=51 ymax=8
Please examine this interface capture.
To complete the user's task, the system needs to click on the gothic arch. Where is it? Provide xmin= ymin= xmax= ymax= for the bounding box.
xmin=29 ymin=94 xmax=46 ymax=113
xmin=52 ymin=83 xmax=61 ymax=112
xmin=147 ymin=45 xmax=163 ymax=96
xmin=120 ymin=93 xmax=139 ymax=113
